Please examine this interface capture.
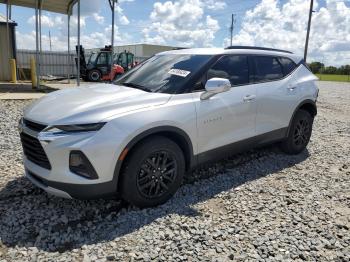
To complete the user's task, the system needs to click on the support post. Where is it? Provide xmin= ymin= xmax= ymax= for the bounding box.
xmin=6 ymin=0 xmax=15 ymax=83
xmin=35 ymin=0 xmax=39 ymax=89
xmin=38 ymin=0 xmax=42 ymax=87
xmin=77 ymin=0 xmax=81 ymax=86
xmin=304 ymin=0 xmax=314 ymax=62
xmin=6 ymin=0 xmax=10 ymax=60
xmin=49 ymin=30 xmax=52 ymax=51
xmin=30 ymin=56 xmax=37 ymax=87
xmin=110 ymin=0 xmax=116 ymax=81
xmin=10 ymin=59 xmax=17 ymax=83
xmin=67 ymin=14 xmax=71 ymax=84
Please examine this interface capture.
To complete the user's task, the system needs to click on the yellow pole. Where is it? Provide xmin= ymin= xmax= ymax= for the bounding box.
xmin=30 ymin=56 xmax=37 ymax=88
xmin=10 ymin=59 xmax=17 ymax=83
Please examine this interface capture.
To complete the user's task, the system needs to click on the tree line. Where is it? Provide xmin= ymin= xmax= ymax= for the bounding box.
xmin=308 ymin=62 xmax=350 ymax=75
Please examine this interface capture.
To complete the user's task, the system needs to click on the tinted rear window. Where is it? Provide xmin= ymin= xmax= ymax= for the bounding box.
xmin=252 ymin=56 xmax=283 ymax=82
xmin=207 ymin=55 xmax=249 ymax=86
xmin=279 ymin=57 xmax=297 ymax=76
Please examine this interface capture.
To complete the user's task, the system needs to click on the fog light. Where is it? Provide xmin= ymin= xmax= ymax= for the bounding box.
xmin=69 ymin=151 xmax=98 ymax=179
xmin=70 ymin=153 xmax=84 ymax=166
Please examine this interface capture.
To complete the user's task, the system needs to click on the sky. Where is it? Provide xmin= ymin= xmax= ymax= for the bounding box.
xmin=0 ymin=0 xmax=349 ymax=66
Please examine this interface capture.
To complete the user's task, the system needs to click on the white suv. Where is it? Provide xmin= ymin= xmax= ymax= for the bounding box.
xmin=19 ymin=47 xmax=318 ymax=207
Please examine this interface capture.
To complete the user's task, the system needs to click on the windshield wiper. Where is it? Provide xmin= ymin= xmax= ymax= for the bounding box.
xmin=122 ymin=82 xmax=152 ymax=92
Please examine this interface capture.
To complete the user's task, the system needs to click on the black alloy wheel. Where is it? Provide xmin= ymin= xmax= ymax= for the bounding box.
xmin=120 ymin=136 xmax=185 ymax=207
xmin=137 ymin=151 xmax=178 ymax=199
xmin=293 ymin=118 xmax=311 ymax=147
xmin=280 ymin=109 xmax=314 ymax=154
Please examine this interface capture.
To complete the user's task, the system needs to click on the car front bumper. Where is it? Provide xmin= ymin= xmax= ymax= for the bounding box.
xmin=20 ymin=122 xmax=126 ymax=199
xmin=25 ymin=168 xmax=119 ymax=199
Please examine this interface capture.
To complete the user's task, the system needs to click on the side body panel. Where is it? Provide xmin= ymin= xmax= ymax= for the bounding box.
xmin=255 ymin=71 xmax=300 ymax=135
xmin=255 ymin=65 xmax=318 ymax=135
xmin=193 ymin=84 xmax=257 ymax=154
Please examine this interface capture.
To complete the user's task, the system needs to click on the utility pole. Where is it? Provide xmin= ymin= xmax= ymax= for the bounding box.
xmin=49 ymin=30 xmax=52 ymax=51
xmin=229 ymin=14 xmax=236 ymax=46
xmin=304 ymin=0 xmax=314 ymax=62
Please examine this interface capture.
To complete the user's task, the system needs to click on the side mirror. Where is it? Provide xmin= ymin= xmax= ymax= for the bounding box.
xmin=200 ymin=78 xmax=231 ymax=100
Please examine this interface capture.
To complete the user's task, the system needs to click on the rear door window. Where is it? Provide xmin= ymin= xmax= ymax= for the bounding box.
xmin=279 ymin=57 xmax=297 ymax=76
xmin=207 ymin=55 xmax=249 ymax=86
xmin=252 ymin=56 xmax=283 ymax=82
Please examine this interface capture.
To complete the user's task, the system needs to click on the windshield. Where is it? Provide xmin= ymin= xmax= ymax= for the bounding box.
xmin=88 ymin=53 xmax=98 ymax=64
xmin=114 ymin=54 xmax=212 ymax=94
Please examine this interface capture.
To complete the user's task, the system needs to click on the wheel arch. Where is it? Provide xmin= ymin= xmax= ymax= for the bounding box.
xmin=287 ymin=99 xmax=317 ymax=136
xmin=113 ymin=126 xmax=195 ymax=193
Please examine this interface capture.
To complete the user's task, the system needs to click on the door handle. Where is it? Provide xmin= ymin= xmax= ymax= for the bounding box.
xmin=288 ymin=86 xmax=297 ymax=91
xmin=243 ymin=94 xmax=256 ymax=102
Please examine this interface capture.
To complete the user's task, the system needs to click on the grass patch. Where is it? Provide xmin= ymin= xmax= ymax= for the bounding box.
xmin=316 ymin=74 xmax=350 ymax=82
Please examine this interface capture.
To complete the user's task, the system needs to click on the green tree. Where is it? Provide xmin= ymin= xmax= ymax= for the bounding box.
xmin=338 ymin=65 xmax=350 ymax=75
xmin=324 ymin=66 xmax=338 ymax=74
xmin=308 ymin=62 xmax=324 ymax=74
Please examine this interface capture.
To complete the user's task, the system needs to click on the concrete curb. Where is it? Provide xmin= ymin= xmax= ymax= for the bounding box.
xmin=0 ymin=93 xmax=45 ymax=100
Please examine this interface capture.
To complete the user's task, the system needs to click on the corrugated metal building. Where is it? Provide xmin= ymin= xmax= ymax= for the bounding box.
xmin=17 ymin=49 xmax=76 ymax=77
xmin=14 ymin=43 xmax=183 ymax=78
xmin=0 ymin=14 xmax=17 ymax=81
xmin=88 ymin=43 xmax=182 ymax=60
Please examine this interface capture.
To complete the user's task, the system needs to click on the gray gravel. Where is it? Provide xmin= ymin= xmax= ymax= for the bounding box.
xmin=0 ymin=82 xmax=349 ymax=262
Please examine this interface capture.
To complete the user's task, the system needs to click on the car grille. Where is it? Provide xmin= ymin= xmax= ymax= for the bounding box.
xmin=23 ymin=119 xmax=47 ymax=132
xmin=20 ymin=132 xmax=52 ymax=170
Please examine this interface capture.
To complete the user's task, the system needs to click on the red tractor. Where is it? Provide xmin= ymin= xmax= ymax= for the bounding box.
xmin=76 ymin=45 xmax=136 ymax=82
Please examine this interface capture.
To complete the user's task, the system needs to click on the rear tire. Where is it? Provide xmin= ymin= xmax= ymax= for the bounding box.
xmin=120 ymin=136 xmax=185 ymax=208
xmin=88 ymin=69 xmax=101 ymax=82
xmin=280 ymin=109 xmax=314 ymax=154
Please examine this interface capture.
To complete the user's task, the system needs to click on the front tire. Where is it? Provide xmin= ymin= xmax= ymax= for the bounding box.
xmin=88 ymin=69 xmax=101 ymax=82
xmin=281 ymin=109 xmax=314 ymax=154
xmin=120 ymin=136 xmax=185 ymax=208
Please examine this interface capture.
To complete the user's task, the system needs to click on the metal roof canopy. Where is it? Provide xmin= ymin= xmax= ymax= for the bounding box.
xmin=1 ymin=0 xmax=117 ymax=87
xmin=0 ymin=0 xmax=76 ymax=15
xmin=0 ymin=13 xmax=17 ymax=24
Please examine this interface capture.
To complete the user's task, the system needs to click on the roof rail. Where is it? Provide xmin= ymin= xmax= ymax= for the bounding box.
xmin=225 ymin=46 xmax=293 ymax=54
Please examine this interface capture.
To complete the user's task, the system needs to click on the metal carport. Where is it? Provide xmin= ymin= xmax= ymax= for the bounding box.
xmin=0 ymin=0 xmax=117 ymax=87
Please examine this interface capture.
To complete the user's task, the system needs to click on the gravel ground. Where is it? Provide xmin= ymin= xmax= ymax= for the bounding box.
xmin=0 ymin=82 xmax=349 ymax=262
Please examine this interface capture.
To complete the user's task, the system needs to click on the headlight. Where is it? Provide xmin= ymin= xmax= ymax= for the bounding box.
xmin=44 ymin=123 xmax=106 ymax=133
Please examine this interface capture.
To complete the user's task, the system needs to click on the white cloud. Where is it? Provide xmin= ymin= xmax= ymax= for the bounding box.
xmin=16 ymin=24 xmax=132 ymax=51
xmin=225 ymin=0 xmax=350 ymax=66
xmin=115 ymin=5 xmax=130 ymax=25
xmin=143 ymin=0 xmax=220 ymax=47
xmin=58 ymin=16 xmax=87 ymax=37
xmin=27 ymin=15 xmax=64 ymax=28
xmin=92 ymin=13 xmax=105 ymax=24
xmin=203 ymin=0 xmax=227 ymax=10
xmin=21 ymin=0 xmax=133 ymax=51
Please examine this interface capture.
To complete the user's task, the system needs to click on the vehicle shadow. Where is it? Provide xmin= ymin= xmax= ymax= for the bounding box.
xmin=0 ymin=145 xmax=309 ymax=253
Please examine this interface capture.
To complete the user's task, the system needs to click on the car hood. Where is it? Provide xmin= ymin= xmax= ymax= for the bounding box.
xmin=24 ymin=84 xmax=171 ymax=125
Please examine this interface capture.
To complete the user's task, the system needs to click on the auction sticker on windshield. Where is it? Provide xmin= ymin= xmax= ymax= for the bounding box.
xmin=168 ymin=69 xmax=191 ymax=77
